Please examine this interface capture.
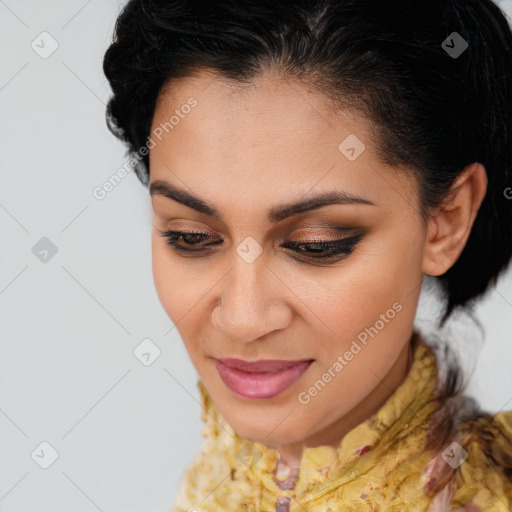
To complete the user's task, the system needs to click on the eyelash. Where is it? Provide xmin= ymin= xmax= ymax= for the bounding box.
xmin=157 ymin=229 xmax=364 ymax=263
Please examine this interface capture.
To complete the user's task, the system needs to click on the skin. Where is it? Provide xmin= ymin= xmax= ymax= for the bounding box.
xmin=148 ymin=68 xmax=487 ymax=509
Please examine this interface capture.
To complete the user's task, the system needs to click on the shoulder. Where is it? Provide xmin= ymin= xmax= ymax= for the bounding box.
xmin=450 ymin=410 xmax=512 ymax=511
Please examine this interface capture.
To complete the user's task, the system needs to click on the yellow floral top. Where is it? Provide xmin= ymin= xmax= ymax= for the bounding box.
xmin=170 ymin=332 xmax=512 ymax=512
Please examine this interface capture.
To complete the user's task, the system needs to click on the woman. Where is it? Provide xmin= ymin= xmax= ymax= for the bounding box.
xmin=102 ymin=0 xmax=512 ymax=510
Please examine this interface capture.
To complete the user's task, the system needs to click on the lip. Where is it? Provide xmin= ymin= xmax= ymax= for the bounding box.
xmin=217 ymin=358 xmax=312 ymax=372
xmin=214 ymin=358 xmax=314 ymax=399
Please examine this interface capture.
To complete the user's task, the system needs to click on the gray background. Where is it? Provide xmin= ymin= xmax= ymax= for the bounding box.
xmin=1 ymin=1 xmax=511 ymax=511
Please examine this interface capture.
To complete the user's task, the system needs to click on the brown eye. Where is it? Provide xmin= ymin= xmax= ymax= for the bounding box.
xmin=158 ymin=230 xmax=220 ymax=251
xmin=282 ymin=234 xmax=364 ymax=261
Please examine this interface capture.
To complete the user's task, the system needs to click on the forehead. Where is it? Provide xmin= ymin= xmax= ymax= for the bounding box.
xmin=149 ymin=69 xmax=418 ymax=218
xmin=152 ymin=68 xmax=361 ymax=145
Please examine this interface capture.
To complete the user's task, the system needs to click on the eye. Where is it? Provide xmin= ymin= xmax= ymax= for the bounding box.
xmin=156 ymin=229 xmax=364 ymax=262
xmin=157 ymin=230 xmax=222 ymax=252
xmin=282 ymin=234 xmax=364 ymax=262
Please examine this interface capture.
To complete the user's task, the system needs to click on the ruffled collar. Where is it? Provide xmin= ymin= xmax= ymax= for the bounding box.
xmin=179 ymin=330 xmax=445 ymax=511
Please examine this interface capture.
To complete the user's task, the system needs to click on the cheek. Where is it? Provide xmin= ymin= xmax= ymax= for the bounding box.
xmin=151 ymin=235 xmax=216 ymax=328
xmin=297 ymin=231 xmax=423 ymax=342
xmin=151 ymin=236 xmax=185 ymax=322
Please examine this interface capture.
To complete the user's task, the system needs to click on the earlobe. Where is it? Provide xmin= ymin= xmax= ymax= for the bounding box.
xmin=421 ymin=162 xmax=488 ymax=277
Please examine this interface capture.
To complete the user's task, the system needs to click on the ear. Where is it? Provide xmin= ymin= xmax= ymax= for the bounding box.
xmin=422 ymin=162 xmax=488 ymax=277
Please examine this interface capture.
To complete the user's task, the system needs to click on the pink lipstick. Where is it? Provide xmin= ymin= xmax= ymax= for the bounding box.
xmin=214 ymin=358 xmax=314 ymax=399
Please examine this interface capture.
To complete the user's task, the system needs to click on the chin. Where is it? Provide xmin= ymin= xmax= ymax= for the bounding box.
xmin=229 ymin=418 xmax=303 ymax=447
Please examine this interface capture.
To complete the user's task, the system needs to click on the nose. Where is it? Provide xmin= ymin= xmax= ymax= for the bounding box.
xmin=210 ymin=256 xmax=293 ymax=343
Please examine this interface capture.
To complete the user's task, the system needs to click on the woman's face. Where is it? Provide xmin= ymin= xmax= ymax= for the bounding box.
xmin=149 ymin=69 xmax=429 ymax=453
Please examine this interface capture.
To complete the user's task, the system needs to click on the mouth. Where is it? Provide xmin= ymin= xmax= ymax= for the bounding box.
xmin=214 ymin=358 xmax=314 ymax=399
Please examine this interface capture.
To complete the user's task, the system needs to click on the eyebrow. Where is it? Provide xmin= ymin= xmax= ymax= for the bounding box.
xmin=149 ymin=180 xmax=377 ymax=223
